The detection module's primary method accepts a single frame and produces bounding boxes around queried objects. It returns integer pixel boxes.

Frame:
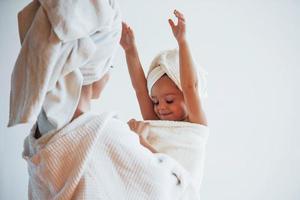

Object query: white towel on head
[146,49,208,99]
[8,0,121,134]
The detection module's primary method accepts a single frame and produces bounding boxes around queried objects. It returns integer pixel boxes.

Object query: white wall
[1,0,299,199]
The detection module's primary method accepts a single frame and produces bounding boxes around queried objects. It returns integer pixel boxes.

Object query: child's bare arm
[120,22,158,120]
[169,10,207,125]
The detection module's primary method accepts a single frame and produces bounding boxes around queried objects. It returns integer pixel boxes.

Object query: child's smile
[151,75,188,121]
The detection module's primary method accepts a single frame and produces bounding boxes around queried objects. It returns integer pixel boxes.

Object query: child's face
[151,75,188,121]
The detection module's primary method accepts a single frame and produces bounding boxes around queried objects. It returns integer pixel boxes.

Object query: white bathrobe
[23,112,200,200]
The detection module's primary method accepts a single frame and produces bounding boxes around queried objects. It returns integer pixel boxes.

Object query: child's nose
[158,102,167,110]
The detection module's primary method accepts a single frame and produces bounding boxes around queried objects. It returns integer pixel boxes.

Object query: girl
[120,10,207,146]
[122,10,209,195]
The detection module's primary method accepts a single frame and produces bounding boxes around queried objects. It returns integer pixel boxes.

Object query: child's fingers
[122,22,134,37]
[122,22,131,33]
[174,9,183,17]
[168,19,176,29]
[174,9,185,21]
[121,22,128,36]
[122,22,128,30]
[128,26,134,38]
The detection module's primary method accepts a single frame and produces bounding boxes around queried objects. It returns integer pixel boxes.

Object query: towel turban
[8,0,121,134]
[146,49,208,98]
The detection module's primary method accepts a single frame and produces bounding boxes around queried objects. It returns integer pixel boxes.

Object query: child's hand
[168,10,186,44]
[127,119,150,137]
[120,22,136,51]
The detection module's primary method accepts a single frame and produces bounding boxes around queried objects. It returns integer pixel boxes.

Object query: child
[120,9,209,190]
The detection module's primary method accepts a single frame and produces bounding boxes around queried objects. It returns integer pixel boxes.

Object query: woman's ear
[92,72,110,99]
[81,84,93,99]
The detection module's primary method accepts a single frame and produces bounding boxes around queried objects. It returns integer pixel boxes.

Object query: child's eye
[166,100,174,104]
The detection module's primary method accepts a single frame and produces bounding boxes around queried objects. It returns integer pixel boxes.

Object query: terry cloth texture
[23,112,201,199]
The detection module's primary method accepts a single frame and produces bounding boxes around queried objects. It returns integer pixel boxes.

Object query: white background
[1,0,299,199]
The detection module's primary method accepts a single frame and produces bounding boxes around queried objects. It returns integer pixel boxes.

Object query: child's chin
[160,115,176,121]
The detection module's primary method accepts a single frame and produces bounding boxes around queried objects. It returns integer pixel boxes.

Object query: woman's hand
[127,119,149,137]
[128,119,157,153]
[120,22,136,51]
[168,9,186,44]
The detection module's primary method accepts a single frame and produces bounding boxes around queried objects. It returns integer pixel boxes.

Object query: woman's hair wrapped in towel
[8,0,121,134]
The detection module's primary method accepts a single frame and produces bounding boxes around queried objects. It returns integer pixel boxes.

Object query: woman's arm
[139,137,158,153]
[168,10,207,125]
[120,22,158,120]
[127,119,158,153]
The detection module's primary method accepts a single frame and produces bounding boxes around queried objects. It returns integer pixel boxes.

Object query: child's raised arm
[120,22,158,120]
[168,10,207,125]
